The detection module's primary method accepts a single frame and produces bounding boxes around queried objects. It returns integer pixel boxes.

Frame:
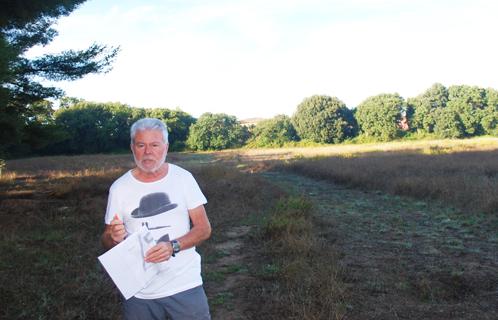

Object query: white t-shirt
[104,163,207,299]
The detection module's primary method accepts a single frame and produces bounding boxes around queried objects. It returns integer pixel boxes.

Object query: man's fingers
[112,228,126,237]
[110,219,126,242]
[145,244,164,260]
[111,214,123,225]
[145,243,172,263]
[146,252,168,263]
[112,224,125,232]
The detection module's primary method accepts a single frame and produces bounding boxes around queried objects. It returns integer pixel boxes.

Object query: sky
[28,0,498,120]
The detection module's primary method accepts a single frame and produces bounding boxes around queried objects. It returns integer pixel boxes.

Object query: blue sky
[28,0,498,119]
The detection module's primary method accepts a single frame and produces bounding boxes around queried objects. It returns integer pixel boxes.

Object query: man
[101,118,212,320]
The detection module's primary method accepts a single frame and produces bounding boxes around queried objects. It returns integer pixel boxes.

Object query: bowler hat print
[131,192,178,218]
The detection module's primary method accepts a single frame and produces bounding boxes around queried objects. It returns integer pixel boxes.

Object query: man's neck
[132,163,169,182]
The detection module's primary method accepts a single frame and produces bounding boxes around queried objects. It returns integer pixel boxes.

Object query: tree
[292,95,357,144]
[145,108,195,151]
[51,101,196,154]
[446,85,486,136]
[408,83,448,133]
[54,101,120,154]
[248,114,298,147]
[21,99,67,154]
[433,108,465,139]
[481,109,498,136]
[355,93,405,141]
[187,113,248,151]
[0,0,119,156]
[481,88,498,135]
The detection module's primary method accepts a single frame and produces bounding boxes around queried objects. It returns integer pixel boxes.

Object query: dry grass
[3,138,496,319]
[277,149,498,215]
[3,153,340,319]
[0,167,123,319]
[217,136,498,161]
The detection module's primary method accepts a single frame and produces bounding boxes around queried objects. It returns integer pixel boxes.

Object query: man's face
[131,129,168,173]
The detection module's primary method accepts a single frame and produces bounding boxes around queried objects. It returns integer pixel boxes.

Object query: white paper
[98,227,160,299]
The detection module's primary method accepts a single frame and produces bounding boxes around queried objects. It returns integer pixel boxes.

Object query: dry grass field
[1,152,333,319]
[1,137,497,319]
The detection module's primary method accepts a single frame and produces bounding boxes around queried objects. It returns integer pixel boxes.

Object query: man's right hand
[110,214,127,243]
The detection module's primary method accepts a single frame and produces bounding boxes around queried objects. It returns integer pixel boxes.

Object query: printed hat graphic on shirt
[131,192,178,218]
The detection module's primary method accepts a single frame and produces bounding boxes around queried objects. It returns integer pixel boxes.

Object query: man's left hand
[144,241,173,263]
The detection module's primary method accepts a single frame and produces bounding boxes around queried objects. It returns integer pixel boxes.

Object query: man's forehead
[134,129,166,142]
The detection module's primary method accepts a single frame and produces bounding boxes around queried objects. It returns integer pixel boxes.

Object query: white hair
[130,118,169,144]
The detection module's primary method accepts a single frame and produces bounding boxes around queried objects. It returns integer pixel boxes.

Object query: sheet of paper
[98,227,160,299]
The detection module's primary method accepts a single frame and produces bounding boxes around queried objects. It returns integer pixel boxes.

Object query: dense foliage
[187,113,248,150]
[355,93,405,141]
[1,81,497,158]
[248,115,298,147]
[0,4,496,157]
[51,101,194,154]
[0,0,118,157]
[408,83,448,133]
[292,95,357,143]
[408,84,498,138]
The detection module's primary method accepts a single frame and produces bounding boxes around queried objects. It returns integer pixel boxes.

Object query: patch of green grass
[201,249,230,264]
[223,264,248,274]
[259,263,280,279]
[204,271,226,283]
[264,196,313,239]
[211,292,234,306]
[204,264,248,283]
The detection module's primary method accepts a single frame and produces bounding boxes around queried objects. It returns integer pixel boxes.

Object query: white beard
[133,149,167,173]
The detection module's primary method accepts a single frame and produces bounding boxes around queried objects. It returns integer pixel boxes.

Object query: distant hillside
[240,117,266,127]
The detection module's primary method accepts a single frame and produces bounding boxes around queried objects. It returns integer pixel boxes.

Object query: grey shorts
[123,286,211,320]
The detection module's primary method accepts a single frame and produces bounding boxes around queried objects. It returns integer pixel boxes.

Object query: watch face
[172,240,181,253]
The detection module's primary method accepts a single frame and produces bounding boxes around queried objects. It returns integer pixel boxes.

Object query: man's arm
[145,205,211,263]
[101,214,128,250]
[176,204,212,250]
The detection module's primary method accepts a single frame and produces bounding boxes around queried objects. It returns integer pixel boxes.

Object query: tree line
[1,2,497,158]
[1,82,496,158]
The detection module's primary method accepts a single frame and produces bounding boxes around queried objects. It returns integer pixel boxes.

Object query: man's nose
[144,145,152,154]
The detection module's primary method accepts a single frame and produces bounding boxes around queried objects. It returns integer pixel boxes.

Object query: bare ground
[203,226,257,320]
[260,171,498,320]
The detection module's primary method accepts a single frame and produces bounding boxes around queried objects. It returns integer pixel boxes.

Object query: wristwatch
[171,239,181,257]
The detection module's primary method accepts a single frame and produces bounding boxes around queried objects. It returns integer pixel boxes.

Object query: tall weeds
[280,149,498,215]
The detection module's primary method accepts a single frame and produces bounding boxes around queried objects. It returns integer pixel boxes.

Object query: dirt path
[262,171,498,320]
[203,225,256,320]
